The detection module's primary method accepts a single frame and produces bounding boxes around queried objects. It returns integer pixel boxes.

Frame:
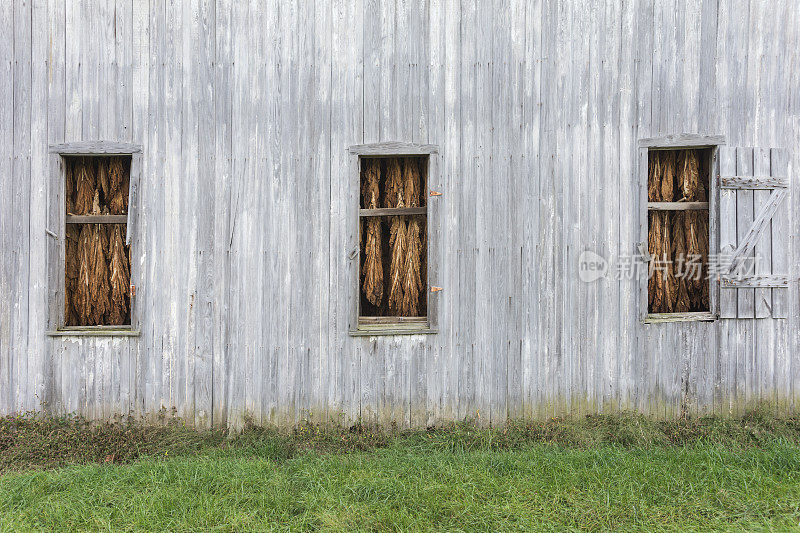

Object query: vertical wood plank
[0,0,13,415]
[29,0,49,411]
[753,148,771,318]
[735,147,755,318]
[718,146,737,318]
[771,149,789,318]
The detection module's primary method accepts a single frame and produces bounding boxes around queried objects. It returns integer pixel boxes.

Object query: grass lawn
[2,413,800,531]
[2,442,800,531]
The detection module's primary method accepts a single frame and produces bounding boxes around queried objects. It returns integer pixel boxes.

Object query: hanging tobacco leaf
[647,151,661,202]
[108,157,128,214]
[400,158,423,316]
[106,224,130,325]
[64,225,80,326]
[660,150,677,202]
[671,211,690,312]
[361,159,383,307]
[385,158,406,315]
[73,158,96,215]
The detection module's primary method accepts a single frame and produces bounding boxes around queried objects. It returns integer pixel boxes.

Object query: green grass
[2,442,800,531]
[2,412,800,531]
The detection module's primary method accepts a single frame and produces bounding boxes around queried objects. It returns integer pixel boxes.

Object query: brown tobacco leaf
[88,226,112,325]
[74,158,96,215]
[649,211,676,313]
[401,217,423,316]
[384,157,404,209]
[659,212,676,313]
[98,158,110,203]
[385,158,406,315]
[106,224,130,325]
[660,150,676,202]
[647,152,662,202]
[678,149,707,202]
[75,225,111,326]
[108,157,128,214]
[361,160,383,307]
[685,210,710,309]
[400,158,423,316]
[671,212,690,313]
[75,225,93,325]
[388,216,407,315]
[648,211,661,311]
[65,160,75,214]
[64,225,80,326]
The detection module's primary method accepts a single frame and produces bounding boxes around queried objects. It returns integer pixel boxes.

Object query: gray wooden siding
[1,0,799,427]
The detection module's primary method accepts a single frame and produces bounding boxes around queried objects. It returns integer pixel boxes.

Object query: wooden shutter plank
[638,147,649,321]
[728,189,787,277]
[126,152,141,245]
[709,148,719,319]
[771,149,789,318]
[735,147,755,318]
[427,153,440,332]
[753,148,772,318]
[719,176,788,189]
[721,275,788,288]
[718,146,737,318]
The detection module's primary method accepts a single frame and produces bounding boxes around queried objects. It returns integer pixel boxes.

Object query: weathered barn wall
[1,0,799,427]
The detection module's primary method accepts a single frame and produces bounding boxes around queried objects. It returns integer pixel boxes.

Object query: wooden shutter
[718,146,789,319]
[125,152,142,245]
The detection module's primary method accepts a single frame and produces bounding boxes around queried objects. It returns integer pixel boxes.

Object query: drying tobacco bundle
[648,149,711,313]
[108,157,128,214]
[64,225,80,326]
[73,158,96,215]
[678,149,704,201]
[671,212,690,312]
[647,212,656,310]
[648,211,677,313]
[65,161,75,214]
[660,150,677,202]
[98,158,110,202]
[400,158,423,316]
[66,157,132,326]
[647,151,662,201]
[677,149,710,309]
[684,209,709,309]
[75,224,111,325]
[89,225,112,324]
[660,212,677,313]
[649,211,664,312]
[361,159,384,307]
[385,158,406,315]
[106,224,130,325]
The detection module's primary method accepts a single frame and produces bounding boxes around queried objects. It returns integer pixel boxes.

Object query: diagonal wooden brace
[727,188,788,275]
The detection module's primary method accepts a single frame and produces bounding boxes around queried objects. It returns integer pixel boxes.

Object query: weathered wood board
[0,0,798,426]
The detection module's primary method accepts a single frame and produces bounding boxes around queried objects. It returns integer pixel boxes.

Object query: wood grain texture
[0,0,798,426]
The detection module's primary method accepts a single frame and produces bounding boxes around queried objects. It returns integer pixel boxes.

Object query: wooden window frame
[347,142,440,336]
[46,141,142,337]
[637,134,725,324]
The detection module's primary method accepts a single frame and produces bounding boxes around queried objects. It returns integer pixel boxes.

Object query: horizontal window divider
[350,327,437,337]
[66,214,127,224]
[359,207,426,217]
[644,311,716,324]
[359,316,428,325]
[647,201,709,211]
[47,327,139,337]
